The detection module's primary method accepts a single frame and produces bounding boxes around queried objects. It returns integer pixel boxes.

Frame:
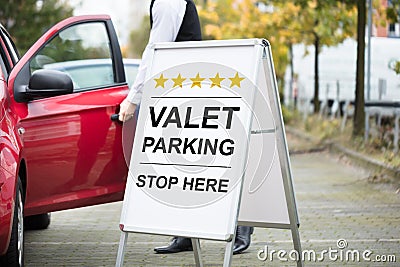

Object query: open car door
[8,15,134,216]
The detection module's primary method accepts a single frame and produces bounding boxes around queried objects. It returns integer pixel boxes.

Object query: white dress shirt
[127,0,187,104]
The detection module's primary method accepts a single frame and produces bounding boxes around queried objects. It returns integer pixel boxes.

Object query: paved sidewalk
[25,134,400,266]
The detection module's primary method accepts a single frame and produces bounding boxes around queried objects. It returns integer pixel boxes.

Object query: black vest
[150,0,202,42]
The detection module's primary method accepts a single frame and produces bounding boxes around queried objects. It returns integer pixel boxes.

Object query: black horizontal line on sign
[140,162,231,169]
[150,96,242,99]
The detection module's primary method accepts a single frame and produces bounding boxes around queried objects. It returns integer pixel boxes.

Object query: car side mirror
[26,69,73,98]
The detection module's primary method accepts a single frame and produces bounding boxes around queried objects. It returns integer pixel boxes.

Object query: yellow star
[172,73,186,88]
[210,73,225,88]
[229,72,245,88]
[154,74,168,88]
[190,73,205,88]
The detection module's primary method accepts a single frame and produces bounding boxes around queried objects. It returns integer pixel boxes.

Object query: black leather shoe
[154,237,193,253]
[233,226,254,254]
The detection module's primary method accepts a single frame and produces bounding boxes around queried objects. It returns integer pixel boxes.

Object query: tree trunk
[289,44,295,109]
[313,34,320,113]
[353,0,366,137]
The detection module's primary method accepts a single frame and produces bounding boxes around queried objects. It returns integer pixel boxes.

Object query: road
[25,134,399,266]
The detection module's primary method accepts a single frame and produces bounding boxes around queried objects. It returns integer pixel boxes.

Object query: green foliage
[128,15,151,58]
[386,0,400,23]
[394,61,400,75]
[0,0,73,54]
[303,115,341,141]
[291,0,357,114]
[292,113,400,168]
[281,105,295,124]
[389,59,400,75]
[197,0,357,114]
[388,0,400,77]
[292,0,357,45]
[197,0,295,96]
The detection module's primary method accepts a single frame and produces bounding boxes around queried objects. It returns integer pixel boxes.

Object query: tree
[0,0,73,54]
[353,0,366,137]
[328,0,399,137]
[198,0,358,108]
[198,0,301,98]
[290,0,357,113]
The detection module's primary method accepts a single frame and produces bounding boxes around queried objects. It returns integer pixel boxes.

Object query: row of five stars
[154,72,245,89]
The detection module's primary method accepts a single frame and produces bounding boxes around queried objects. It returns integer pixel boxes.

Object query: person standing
[118,0,253,255]
[118,0,202,121]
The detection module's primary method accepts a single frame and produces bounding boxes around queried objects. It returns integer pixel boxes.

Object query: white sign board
[119,39,299,242]
[120,63,258,241]
[239,56,298,227]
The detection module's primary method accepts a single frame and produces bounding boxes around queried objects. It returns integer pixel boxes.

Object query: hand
[118,98,137,122]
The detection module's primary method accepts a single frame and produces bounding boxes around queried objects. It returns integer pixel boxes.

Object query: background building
[375,0,400,37]
[285,38,400,105]
[284,0,400,106]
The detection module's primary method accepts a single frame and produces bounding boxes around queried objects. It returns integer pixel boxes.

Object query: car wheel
[24,213,51,230]
[0,178,24,267]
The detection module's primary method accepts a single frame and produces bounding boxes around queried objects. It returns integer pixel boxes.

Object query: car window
[0,27,18,78]
[30,22,115,92]
[0,47,7,79]
[1,30,18,66]
[124,62,140,88]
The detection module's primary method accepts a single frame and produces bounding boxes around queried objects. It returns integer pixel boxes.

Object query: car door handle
[110,114,121,122]
[18,127,25,135]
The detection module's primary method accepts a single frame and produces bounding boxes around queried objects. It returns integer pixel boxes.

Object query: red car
[0,15,136,266]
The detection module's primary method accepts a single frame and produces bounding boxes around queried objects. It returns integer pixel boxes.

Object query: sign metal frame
[115,39,302,267]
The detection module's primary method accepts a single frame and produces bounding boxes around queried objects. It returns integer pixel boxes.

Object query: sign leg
[191,238,203,267]
[115,232,128,267]
[222,239,235,267]
[291,226,304,267]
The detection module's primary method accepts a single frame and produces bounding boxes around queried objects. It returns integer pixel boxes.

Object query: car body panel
[0,105,18,255]
[0,164,15,255]
[1,15,136,256]
[9,15,129,215]
[22,85,129,215]
[0,25,20,256]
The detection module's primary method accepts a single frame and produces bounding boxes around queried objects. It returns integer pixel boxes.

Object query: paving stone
[24,134,399,266]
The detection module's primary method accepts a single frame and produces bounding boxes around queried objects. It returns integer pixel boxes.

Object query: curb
[328,143,400,181]
[286,126,400,182]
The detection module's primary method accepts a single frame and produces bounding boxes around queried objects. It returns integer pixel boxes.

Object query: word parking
[142,106,240,156]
